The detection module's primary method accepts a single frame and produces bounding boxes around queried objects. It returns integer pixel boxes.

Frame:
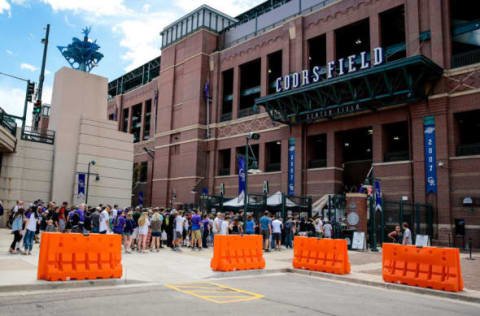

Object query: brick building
[107,0,480,246]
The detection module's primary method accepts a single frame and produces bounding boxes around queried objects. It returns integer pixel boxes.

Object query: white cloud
[45,70,51,75]
[0,86,24,117]
[20,63,38,72]
[10,0,27,4]
[41,0,130,17]
[6,49,13,55]
[113,12,173,71]
[142,3,150,13]
[0,0,11,16]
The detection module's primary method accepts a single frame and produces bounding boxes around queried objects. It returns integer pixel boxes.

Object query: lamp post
[244,132,260,231]
[364,168,378,252]
[85,160,99,205]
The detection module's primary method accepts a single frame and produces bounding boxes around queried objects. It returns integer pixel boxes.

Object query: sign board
[415,234,430,247]
[352,232,366,250]
[424,116,437,194]
[78,173,85,201]
[288,138,295,195]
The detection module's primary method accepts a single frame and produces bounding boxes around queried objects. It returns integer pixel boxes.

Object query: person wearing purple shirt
[190,210,202,250]
[113,212,126,235]
[201,214,210,249]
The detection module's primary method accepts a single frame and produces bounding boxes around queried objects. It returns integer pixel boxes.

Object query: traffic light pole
[34,24,50,129]
[22,81,31,132]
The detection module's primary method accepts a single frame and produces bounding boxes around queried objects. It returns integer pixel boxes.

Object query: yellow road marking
[164,281,264,304]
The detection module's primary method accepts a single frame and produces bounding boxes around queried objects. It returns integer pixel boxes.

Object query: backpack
[7,210,15,228]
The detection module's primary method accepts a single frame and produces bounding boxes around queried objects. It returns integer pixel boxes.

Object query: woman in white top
[23,209,39,255]
[137,211,150,253]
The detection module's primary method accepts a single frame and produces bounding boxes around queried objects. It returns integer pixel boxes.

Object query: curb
[207,268,289,279]
[0,279,145,293]
[285,268,480,304]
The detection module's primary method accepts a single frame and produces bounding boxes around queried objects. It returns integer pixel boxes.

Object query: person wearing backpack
[23,208,40,255]
[9,208,24,254]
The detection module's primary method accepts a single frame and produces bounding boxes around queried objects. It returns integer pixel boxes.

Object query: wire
[0,71,30,82]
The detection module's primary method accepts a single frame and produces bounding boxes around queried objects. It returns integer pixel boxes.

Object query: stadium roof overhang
[255,55,443,126]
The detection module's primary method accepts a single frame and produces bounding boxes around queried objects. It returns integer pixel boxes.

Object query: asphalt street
[0,273,477,316]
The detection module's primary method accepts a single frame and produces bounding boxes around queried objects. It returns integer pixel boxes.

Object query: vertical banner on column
[78,173,85,201]
[288,138,296,196]
[424,116,437,194]
[375,180,382,212]
[238,156,246,195]
[138,191,144,205]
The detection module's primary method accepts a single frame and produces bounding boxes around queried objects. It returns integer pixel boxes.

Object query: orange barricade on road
[382,243,463,292]
[37,232,122,281]
[210,235,265,272]
[292,236,350,275]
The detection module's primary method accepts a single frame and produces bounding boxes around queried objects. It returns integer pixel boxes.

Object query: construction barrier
[382,243,464,292]
[37,232,122,281]
[292,237,350,274]
[210,234,265,272]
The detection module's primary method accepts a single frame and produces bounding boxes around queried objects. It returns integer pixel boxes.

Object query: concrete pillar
[127,106,132,135]
[140,101,146,141]
[369,12,380,50]
[232,65,240,119]
[327,131,342,168]
[372,124,384,164]
[429,0,446,67]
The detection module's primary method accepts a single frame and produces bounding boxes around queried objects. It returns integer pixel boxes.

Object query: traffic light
[34,100,42,114]
[26,81,35,102]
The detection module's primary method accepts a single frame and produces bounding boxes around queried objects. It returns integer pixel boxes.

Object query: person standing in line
[22,208,39,255]
[284,216,295,248]
[99,206,111,234]
[388,225,403,244]
[260,211,272,252]
[174,210,185,251]
[58,202,68,232]
[201,214,210,248]
[132,207,142,250]
[213,213,222,235]
[314,216,324,238]
[113,210,126,236]
[271,216,283,250]
[402,222,412,245]
[137,211,150,253]
[323,218,333,239]
[150,209,163,252]
[245,215,256,235]
[9,208,24,254]
[190,210,202,250]
[220,215,230,235]
[123,211,135,253]
[91,207,101,233]
[112,204,119,221]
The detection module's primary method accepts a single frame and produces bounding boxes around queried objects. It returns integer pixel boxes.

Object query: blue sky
[0,0,263,121]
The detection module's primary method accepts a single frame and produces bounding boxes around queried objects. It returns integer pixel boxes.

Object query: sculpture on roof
[57,27,104,73]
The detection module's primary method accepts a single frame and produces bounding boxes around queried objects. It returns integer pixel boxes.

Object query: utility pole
[34,24,50,129]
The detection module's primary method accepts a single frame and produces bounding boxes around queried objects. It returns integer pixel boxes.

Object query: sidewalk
[1,229,479,301]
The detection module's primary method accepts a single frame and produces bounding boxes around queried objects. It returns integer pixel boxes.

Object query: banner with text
[424,116,437,194]
[78,173,85,201]
[288,138,296,196]
[238,156,246,195]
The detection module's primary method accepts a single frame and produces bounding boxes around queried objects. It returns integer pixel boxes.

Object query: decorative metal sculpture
[57,27,104,72]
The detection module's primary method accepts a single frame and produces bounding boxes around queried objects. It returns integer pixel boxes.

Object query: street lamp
[85,160,99,205]
[244,132,261,230]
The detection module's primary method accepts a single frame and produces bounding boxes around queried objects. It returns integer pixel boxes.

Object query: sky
[0,0,264,123]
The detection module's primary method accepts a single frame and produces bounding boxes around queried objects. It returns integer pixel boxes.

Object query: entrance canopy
[255,55,443,125]
[267,191,297,207]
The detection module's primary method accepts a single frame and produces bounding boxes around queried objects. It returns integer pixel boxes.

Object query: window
[267,51,282,94]
[383,121,409,162]
[265,141,281,172]
[235,144,259,173]
[218,149,231,176]
[130,103,142,143]
[308,34,327,71]
[122,108,129,132]
[239,59,261,118]
[451,1,480,68]
[221,69,233,122]
[143,99,152,140]
[307,134,327,168]
[140,161,148,182]
[380,5,406,61]
[109,113,115,121]
[455,110,480,156]
[335,19,370,61]
[340,127,373,162]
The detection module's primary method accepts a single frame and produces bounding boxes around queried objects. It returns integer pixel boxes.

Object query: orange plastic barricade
[210,234,265,272]
[382,243,463,292]
[292,236,350,275]
[37,232,122,281]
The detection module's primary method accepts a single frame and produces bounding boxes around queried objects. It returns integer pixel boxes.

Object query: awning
[266,191,297,207]
[255,55,443,125]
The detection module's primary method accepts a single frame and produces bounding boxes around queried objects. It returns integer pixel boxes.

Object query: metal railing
[21,126,55,145]
[0,107,17,137]
[456,143,480,156]
[452,48,480,68]
[238,106,259,118]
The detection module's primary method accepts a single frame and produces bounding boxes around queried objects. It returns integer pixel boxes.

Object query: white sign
[415,234,430,247]
[352,232,366,250]
[275,47,385,93]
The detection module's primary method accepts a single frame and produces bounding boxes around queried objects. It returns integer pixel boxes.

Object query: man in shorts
[271,215,283,250]
[174,211,185,251]
[190,210,202,250]
[260,211,272,252]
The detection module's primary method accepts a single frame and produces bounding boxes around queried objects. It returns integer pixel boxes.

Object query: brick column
[127,106,132,134]
[140,101,146,141]
[372,124,384,164]
[232,65,240,119]
[260,55,268,97]
[405,0,420,56]
[230,147,237,176]
[429,0,446,67]
[327,131,342,168]
[326,30,335,62]
[369,12,380,50]
[259,142,266,172]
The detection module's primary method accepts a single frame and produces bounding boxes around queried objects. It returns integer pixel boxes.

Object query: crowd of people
[6,200,340,255]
